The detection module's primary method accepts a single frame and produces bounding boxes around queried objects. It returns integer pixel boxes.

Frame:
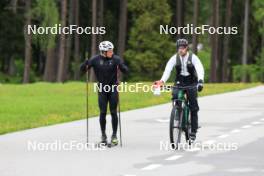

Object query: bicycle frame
[172,89,190,130]
[167,84,197,148]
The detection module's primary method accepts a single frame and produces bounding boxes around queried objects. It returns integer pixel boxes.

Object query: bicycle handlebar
[162,84,197,90]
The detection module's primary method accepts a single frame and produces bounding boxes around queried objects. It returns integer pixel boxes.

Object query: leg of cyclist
[187,87,199,141]
[172,87,179,100]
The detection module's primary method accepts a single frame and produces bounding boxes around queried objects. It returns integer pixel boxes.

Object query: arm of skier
[117,56,129,74]
[80,57,94,73]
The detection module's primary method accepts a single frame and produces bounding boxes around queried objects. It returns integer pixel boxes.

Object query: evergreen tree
[125,0,175,81]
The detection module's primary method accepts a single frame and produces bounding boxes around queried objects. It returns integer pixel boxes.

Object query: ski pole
[117,66,122,147]
[86,66,89,145]
[118,91,122,147]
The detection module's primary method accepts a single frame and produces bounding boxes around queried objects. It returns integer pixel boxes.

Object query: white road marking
[218,134,229,138]
[227,168,255,172]
[241,125,252,129]
[203,140,216,145]
[230,129,241,133]
[260,118,264,121]
[251,121,261,125]
[165,155,182,161]
[156,119,169,123]
[186,147,201,152]
[141,164,162,171]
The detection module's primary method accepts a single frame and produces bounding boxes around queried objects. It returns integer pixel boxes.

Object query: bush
[232,64,262,82]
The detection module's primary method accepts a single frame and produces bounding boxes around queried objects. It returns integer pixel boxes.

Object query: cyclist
[155,38,204,141]
[80,41,128,145]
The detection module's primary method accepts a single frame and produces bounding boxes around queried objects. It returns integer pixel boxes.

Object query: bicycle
[165,85,198,150]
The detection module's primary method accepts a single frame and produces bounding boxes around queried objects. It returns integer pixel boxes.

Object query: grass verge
[0,82,261,134]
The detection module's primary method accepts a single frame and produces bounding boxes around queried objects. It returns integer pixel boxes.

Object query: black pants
[98,89,119,136]
[172,86,199,133]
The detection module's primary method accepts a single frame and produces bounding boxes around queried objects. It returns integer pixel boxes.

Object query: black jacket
[80,54,128,85]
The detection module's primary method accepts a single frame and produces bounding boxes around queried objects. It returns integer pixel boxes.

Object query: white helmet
[99,41,114,52]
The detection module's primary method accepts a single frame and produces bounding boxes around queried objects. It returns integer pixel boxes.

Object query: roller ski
[95,134,108,148]
[107,135,119,148]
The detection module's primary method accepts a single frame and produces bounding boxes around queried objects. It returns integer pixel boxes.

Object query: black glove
[80,63,87,73]
[197,79,203,92]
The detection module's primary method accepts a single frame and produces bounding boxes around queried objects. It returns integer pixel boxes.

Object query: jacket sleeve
[116,56,129,74]
[160,54,176,83]
[192,54,204,81]
[80,57,94,73]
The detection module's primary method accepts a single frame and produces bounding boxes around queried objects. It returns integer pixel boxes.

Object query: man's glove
[197,79,203,92]
[80,63,87,73]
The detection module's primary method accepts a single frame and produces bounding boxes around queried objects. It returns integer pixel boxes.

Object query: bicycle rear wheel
[169,106,182,149]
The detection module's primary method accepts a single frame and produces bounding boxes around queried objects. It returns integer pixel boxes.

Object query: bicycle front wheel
[183,107,192,144]
[169,106,182,149]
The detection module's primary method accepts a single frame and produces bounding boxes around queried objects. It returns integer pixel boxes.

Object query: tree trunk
[262,21,264,49]
[210,0,219,82]
[57,0,67,82]
[217,1,224,82]
[192,0,199,54]
[89,0,97,81]
[10,0,18,13]
[37,50,45,75]
[176,0,184,39]
[117,0,127,58]
[64,0,74,81]
[73,0,80,80]
[222,0,232,82]
[98,0,104,43]
[43,47,56,82]
[8,0,18,76]
[8,56,16,75]
[23,0,32,83]
[242,0,249,82]
[260,21,264,83]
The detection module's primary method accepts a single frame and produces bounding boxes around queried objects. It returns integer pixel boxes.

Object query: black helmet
[176,39,188,49]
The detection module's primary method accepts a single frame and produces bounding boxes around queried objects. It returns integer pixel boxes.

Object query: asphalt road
[0,86,264,176]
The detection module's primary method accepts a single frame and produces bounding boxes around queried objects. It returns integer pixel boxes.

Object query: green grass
[0,82,261,135]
